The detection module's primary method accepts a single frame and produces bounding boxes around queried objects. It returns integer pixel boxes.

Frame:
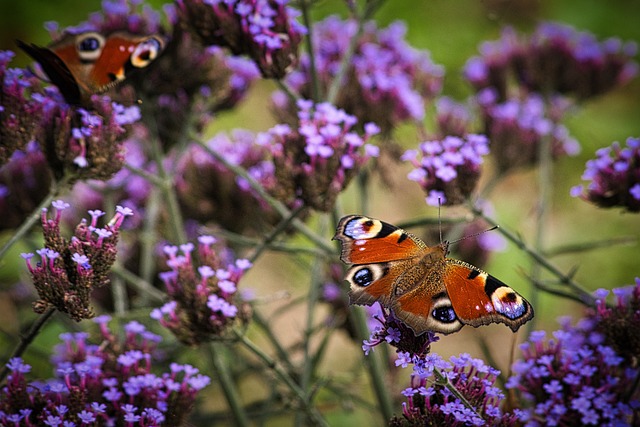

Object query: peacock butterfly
[17,31,166,106]
[333,215,534,335]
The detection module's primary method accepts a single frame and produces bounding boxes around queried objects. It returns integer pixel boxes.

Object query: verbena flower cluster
[571,136,640,212]
[258,99,380,211]
[476,91,579,174]
[275,16,444,134]
[507,320,638,425]
[0,316,210,426]
[176,130,280,234]
[464,22,638,101]
[151,236,252,345]
[391,352,519,426]
[178,0,306,78]
[402,134,489,206]
[21,201,133,321]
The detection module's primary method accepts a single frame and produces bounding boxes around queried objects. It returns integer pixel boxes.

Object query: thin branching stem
[0,307,56,385]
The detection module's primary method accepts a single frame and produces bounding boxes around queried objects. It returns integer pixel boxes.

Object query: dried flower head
[178,0,306,78]
[275,16,444,134]
[402,134,489,206]
[571,136,640,212]
[0,316,210,426]
[260,99,380,211]
[22,201,133,321]
[176,130,280,234]
[151,236,252,345]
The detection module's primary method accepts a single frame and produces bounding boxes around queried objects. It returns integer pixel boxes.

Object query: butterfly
[333,215,534,335]
[17,31,166,106]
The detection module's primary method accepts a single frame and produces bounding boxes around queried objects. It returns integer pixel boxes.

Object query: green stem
[207,343,250,427]
[197,140,334,254]
[433,368,482,416]
[234,331,329,426]
[110,265,165,303]
[299,0,321,102]
[0,175,71,260]
[351,306,394,420]
[0,307,56,385]
[248,205,306,263]
[471,206,595,305]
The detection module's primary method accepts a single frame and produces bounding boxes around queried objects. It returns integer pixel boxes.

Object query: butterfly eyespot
[353,268,374,287]
[432,305,457,323]
[130,37,164,68]
[76,32,106,61]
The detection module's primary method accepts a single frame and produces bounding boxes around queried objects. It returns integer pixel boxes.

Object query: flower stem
[0,174,71,260]
[234,330,329,426]
[0,307,56,385]
[433,367,482,416]
[350,306,394,420]
[299,0,321,102]
[207,343,250,427]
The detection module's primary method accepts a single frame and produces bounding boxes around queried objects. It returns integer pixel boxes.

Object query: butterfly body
[17,31,165,105]
[334,215,533,335]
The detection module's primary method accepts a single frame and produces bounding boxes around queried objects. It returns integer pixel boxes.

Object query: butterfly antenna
[438,198,443,244]
[448,225,499,246]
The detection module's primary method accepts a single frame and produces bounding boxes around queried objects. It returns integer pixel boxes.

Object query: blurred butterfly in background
[333,215,534,335]
[17,31,166,106]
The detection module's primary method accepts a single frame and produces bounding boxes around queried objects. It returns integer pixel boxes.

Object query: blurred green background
[1,0,639,424]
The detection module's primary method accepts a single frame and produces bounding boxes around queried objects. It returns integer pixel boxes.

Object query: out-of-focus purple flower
[276,16,444,134]
[435,97,474,138]
[178,0,305,78]
[478,91,579,174]
[175,130,282,234]
[403,134,489,206]
[464,22,638,101]
[571,136,640,212]
[152,236,252,345]
[22,201,133,321]
[260,100,379,211]
[391,352,518,426]
[0,141,52,230]
[0,317,209,426]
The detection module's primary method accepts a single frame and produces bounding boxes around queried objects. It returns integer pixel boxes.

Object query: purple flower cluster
[391,352,519,426]
[0,141,52,230]
[571,136,640,212]
[588,278,640,364]
[402,134,489,206]
[0,316,210,426]
[151,236,252,345]
[21,201,133,321]
[176,130,281,234]
[178,0,306,78]
[464,22,638,101]
[277,16,444,134]
[477,91,579,174]
[361,303,439,357]
[0,51,51,165]
[258,99,380,211]
[506,315,639,426]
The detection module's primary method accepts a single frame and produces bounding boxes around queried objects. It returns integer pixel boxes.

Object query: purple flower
[572,137,640,212]
[404,134,489,206]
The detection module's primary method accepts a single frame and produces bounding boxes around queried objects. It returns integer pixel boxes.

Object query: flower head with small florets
[0,316,210,426]
[402,134,489,206]
[506,308,639,426]
[178,0,306,78]
[259,99,380,211]
[571,136,640,212]
[275,16,444,134]
[151,236,252,345]
[21,201,133,321]
[391,352,519,426]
